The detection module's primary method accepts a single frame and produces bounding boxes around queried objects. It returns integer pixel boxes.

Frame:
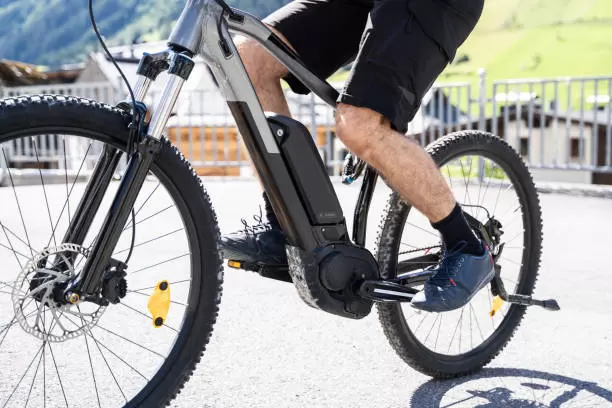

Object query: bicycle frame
[64,0,379,299]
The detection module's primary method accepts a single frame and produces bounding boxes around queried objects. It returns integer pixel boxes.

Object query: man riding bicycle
[220,0,492,313]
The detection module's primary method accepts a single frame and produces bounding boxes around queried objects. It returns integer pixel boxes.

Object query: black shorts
[263,0,484,133]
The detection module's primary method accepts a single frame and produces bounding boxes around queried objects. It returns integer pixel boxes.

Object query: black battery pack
[267,114,344,226]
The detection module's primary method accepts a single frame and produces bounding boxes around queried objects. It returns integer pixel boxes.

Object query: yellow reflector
[148,280,171,328]
[489,295,504,317]
[227,260,242,269]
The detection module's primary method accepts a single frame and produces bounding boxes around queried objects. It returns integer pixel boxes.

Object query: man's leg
[335,0,492,312]
[336,105,454,222]
[234,29,292,116]
[335,105,481,255]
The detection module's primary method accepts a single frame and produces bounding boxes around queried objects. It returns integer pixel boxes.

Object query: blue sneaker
[411,241,495,313]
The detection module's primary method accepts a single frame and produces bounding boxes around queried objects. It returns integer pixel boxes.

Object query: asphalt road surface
[175,180,612,408]
[0,178,610,408]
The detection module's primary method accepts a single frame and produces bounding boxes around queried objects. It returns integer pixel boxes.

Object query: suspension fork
[60,57,160,253]
[61,145,122,249]
[63,49,194,300]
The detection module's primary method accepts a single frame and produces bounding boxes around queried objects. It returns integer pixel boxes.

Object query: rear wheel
[0,95,223,407]
[376,130,542,378]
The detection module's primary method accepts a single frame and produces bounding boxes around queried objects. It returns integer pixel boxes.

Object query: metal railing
[1,69,611,183]
[490,75,612,173]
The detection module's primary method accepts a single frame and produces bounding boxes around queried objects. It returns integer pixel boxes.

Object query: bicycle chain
[398,244,442,256]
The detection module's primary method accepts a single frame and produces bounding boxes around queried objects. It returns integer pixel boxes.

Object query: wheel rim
[393,149,535,358]
[0,131,200,407]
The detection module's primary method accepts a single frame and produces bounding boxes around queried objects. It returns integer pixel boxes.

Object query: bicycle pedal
[504,294,560,311]
[359,280,418,302]
[227,260,292,283]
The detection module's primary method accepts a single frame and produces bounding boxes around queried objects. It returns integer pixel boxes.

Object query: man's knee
[335,103,391,160]
[235,27,289,85]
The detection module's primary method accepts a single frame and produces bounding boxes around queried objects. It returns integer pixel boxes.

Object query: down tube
[197,1,321,250]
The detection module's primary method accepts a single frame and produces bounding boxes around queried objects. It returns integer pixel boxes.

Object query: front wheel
[376,130,542,378]
[0,95,223,407]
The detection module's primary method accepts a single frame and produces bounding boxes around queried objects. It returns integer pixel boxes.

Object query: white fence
[1,69,611,184]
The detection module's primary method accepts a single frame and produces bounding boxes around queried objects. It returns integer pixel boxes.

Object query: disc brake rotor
[11,243,106,343]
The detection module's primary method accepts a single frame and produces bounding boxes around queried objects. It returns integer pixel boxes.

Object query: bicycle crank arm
[359,280,418,302]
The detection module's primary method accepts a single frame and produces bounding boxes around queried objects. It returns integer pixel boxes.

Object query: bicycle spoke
[399,241,420,250]
[475,162,496,221]
[118,302,179,333]
[94,324,166,359]
[113,228,184,256]
[47,343,69,407]
[423,313,440,345]
[0,300,37,345]
[0,315,21,349]
[474,168,486,220]
[2,147,34,258]
[479,162,498,205]
[128,289,187,307]
[90,329,128,404]
[500,256,522,267]
[45,142,93,250]
[89,335,150,382]
[447,307,465,353]
[79,310,102,408]
[129,253,190,275]
[492,180,515,218]
[469,304,485,343]
[121,204,175,233]
[458,156,475,210]
[24,341,45,408]
[498,209,524,230]
[123,182,161,231]
[62,313,151,383]
[0,222,35,266]
[458,307,464,354]
[445,164,454,190]
[504,229,524,246]
[469,305,473,349]
[405,222,440,239]
[434,314,443,350]
[0,317,17,348]
[32,137,57,248]
[413,312,430,335]
[2,345,44,408]
[127,279,191,293]
[497,202,521,224]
